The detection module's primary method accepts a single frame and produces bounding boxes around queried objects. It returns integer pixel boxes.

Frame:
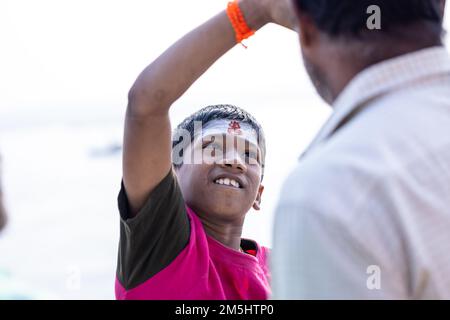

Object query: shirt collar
[301,46,450,159]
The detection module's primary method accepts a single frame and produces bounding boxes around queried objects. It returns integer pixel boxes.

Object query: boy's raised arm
[123,0,296,217]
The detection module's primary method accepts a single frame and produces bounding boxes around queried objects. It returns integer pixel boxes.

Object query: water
[0,99,330,299]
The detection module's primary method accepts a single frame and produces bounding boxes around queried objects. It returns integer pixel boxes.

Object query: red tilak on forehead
[227,120,242,135]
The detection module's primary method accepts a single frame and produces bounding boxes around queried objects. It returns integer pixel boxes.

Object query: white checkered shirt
[272,46,450,299]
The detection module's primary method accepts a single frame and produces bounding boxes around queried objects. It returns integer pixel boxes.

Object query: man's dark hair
[294,0,443,37]
[172,104,266,177]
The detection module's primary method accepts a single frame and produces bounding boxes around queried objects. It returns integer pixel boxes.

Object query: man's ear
[253,185,265,211]
[295,8,319,50]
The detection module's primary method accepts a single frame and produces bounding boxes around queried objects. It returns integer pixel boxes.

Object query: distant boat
[89,143,122,158]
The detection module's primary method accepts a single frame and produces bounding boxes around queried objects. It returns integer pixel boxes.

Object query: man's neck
[325,25,443,104]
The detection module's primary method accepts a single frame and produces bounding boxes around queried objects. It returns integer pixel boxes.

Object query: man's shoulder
[281,88,450,221]
[280,127,404,226]
[297,85,450,187]
[329,85,450,155]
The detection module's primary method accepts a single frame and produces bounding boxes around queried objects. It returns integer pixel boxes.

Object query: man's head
[293,0,446,104]
[172,105,265,223]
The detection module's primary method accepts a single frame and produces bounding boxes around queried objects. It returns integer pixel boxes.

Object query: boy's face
[175,120,264,223]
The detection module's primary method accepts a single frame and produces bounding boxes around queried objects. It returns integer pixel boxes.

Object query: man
[116,0,296,299]
[272,0,450,299]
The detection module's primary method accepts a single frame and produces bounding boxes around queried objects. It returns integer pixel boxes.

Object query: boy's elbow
[127,83,169,118]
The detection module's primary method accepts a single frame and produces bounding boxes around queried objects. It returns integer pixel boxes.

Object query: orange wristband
[226,0,255,48]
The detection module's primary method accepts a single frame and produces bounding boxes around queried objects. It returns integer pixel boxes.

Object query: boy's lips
[211,173,245,189]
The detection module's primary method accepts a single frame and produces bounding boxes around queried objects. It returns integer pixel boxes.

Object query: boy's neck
[201,217,244,251]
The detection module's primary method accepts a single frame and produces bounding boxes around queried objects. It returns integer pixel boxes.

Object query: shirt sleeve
[116,169,190,290]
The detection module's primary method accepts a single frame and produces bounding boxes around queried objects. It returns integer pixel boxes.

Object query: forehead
[194,120,260,147]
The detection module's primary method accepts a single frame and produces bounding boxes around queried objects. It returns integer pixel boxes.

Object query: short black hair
[294,0,443,37]
[172,104,266,177]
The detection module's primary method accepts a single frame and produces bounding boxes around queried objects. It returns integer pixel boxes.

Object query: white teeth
[214,178,240,188]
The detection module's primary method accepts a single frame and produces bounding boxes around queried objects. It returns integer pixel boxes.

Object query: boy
[115,0,296,299]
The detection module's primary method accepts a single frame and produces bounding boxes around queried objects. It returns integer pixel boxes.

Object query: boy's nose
[219,151,247,173]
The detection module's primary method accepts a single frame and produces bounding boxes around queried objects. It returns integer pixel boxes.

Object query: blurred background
[0,0,448,299]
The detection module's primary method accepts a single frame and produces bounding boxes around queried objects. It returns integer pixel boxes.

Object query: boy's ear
[252,185,265,211]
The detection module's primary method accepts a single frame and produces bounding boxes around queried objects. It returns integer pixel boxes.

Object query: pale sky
[3,0,447,126]
[0,0,313,126]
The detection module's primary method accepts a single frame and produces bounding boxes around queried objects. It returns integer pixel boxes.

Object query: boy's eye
[203,142,220,150]
[244,150,259,163]
[202,143,224,159]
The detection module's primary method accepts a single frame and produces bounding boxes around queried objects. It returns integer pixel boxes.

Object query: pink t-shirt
[115,206,271,300]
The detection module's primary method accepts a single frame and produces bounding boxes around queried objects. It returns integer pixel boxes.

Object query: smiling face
[175,120,264,223]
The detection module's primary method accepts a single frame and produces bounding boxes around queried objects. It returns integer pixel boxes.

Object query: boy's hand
[259,0,298,31]
[269,0,297,31]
